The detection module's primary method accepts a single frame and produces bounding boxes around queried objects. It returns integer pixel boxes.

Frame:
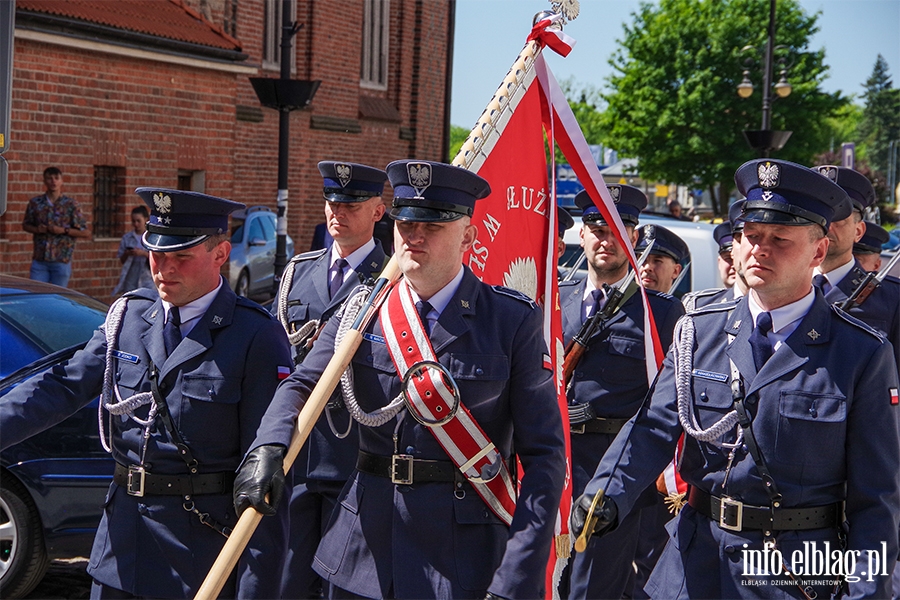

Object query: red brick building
[1,0,453,299]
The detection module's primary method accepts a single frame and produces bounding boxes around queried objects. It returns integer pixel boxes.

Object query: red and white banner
[460,17,667,598]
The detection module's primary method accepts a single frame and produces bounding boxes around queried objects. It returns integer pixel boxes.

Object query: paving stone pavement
[24,558,91,599]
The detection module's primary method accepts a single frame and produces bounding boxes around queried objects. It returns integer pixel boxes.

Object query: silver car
[228,206,294,298]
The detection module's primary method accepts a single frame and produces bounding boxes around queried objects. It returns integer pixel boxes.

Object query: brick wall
[1,0,451,300]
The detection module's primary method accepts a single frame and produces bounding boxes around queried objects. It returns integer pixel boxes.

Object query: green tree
[448,124,470,161]
[858,55,900,177]
[600,0,847,215]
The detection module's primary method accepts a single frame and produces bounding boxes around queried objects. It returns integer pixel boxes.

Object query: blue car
[0,275,112,598]
[228,206,295,299]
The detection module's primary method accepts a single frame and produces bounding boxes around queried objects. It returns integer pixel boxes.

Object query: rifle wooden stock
[194,259,401,600]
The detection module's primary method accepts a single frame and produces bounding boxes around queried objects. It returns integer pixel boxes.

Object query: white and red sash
[379,280,517,525]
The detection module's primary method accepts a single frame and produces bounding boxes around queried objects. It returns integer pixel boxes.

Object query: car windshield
[0,292,107,378]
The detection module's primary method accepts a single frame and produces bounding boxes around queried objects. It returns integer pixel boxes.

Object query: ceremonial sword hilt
[574,489,605,553]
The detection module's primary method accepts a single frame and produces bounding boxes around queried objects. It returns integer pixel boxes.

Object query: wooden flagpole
[194,10,572,599]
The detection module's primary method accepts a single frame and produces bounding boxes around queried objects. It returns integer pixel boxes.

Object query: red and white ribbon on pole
[379,280,518,525]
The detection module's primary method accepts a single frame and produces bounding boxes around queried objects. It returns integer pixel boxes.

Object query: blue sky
[450,0,900,128]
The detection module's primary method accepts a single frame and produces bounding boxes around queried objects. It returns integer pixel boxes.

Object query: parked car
[228,206,295,298]
[0,275,113,598]
[560,212,720,295]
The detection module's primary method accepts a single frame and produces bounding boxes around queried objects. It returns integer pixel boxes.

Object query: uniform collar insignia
[807,329,820,340]
[371,261,379,269]
[335,163,352,188]
[212,315,223,325]
[460,299,470,309]
[733,319,742,329]
[151,309,159,318]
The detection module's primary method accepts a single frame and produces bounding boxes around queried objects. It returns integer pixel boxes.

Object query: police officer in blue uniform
[853,221,890,273]
[812,165,900,373]
[714,220,737,288]
[574,159,900,599]
[684,202,750,311]
[0,189,293,599]
[635,223,690,294]
[234,160,566,599]
[560,186,684,599]
[275,161,389,598]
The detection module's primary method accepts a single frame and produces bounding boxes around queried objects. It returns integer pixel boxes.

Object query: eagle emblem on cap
[608,186,620,203]
[757,162,780,188]
[153,192,172,214]
[408,162,431,195]
[816,166,837,182]
[335,163,352,188]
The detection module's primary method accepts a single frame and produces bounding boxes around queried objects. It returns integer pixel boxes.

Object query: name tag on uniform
[363,333,386,345]
[112,350,140,364]
[692,369,728,383]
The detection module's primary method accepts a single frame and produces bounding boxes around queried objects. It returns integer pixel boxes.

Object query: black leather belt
[114,463,236,497]
[570,417,629,435]
[357,451,460,485]
[688,487,841,532]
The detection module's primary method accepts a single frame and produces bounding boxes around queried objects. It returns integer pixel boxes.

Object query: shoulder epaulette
[685,287,726,301]
[235,295,277,319]
[687,296,740,317]
[290,248,328,263]
[647,289,677,302]
[491,285,538,309]
[682,287,727,311]
[831,305,886,342]
[123,287,157,301]
[559,278,583,289]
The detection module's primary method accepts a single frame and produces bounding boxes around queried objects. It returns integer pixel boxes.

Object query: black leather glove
[571,492,618,540]
[233,444,286,516]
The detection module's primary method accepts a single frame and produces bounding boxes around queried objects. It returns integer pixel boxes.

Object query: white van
[560,213,722,296]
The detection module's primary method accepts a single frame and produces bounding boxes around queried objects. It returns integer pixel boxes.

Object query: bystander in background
[21,166,90,287]
[112,205,155,298]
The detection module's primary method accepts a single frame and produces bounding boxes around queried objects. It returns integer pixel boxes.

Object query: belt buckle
[391,454,414,485]
[127,465,146,497]
[570,423,586,435]
[719,496,743,531]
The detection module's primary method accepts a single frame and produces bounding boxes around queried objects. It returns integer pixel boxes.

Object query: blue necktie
[163,306,182,357]
[416,301,434,336]
[329,258,348,299]
[749,311,773,370]
[812,274,829,295]
[586,288,604,321]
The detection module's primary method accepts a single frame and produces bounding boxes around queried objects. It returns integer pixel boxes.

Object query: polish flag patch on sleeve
[891,388,899,406]
[278,366,291,380]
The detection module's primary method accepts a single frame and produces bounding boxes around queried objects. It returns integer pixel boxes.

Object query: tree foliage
[858,55,900,176]
[448,124,470,161]
[599,0,847,214]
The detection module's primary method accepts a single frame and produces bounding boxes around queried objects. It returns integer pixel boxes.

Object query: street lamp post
[737,0,793,157]
[249,0,321,295]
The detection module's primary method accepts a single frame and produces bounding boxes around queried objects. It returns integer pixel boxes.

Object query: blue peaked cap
[318,161,387,203]
[636,224,689,262]
[137,188,245,252]
[813,165,875,214]
[714,221,734,253]
[386,160,490,222]
[854,221,889,254]
[574,184,646,227]
[734,159,851,231]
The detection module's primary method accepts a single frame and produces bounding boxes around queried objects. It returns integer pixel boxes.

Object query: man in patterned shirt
[21,166,90,287]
